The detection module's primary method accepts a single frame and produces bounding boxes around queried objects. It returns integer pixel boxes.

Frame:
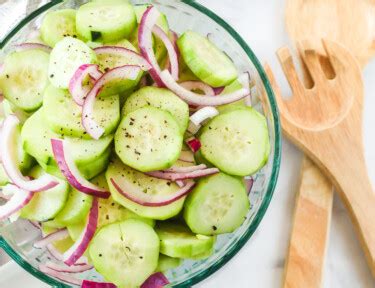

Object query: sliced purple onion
[33,229,69,249]
[190,107,219,126]
[152,25,179,80]
[213,86,225,95]
[141,272,169,288]
[82,280,117,288]
[164,164,206,173]
[178,150,195,163]
[160,71,250,106]
[45,261,93,273]
[185,137,202,153]
[0,115,58,192]
[180,81,215,95]
[81,65,142,139]
[29,220,41,229]
[69,64,102,106]
[15,43,52,53]
[244,176,254,195]
[110,178,195,207]
[138,6,165,87]
[94,46,151,71]
[0,184,33,221]
[146,167,219,182]
[39,264,83,286]
[47,244,89,265]
[51,139,110,199]
[63,198,99,266]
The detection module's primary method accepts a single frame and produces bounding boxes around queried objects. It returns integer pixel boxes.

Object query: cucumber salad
[0,1,270,287]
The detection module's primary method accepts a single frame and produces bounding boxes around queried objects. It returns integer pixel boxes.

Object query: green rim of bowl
[0,0,281,287]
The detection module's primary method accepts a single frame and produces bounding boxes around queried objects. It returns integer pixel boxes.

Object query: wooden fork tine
[276,47,305,96]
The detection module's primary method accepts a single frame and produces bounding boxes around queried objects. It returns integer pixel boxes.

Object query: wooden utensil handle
[284,157,333,288]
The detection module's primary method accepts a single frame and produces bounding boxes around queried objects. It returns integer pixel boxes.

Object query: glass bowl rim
[0,0,282,287]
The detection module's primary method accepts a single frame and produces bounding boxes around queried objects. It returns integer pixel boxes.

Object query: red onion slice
[146,168,219,182]
[186,137,202,153]
[0,184,33,221]
[15,43,52,53]
[180,81,215,95]
[152,25,179,80]
[69,64,102,106]
[45,261,93,273]
[82,65,142,139]
[178,150,195,163]
[47,244,89,265]
[94,46,151,71]
[213,86,225,95]
[39,265,83,286]
[0,115,58,192]
[29,220,41,229]
[190,107,219,126]
[33,229,69,249]
[110,178,195,207]
[164,164,206,173]
[82,280,117,288]
[138,6,165,87]
[160,70,250,106]
[51,139,110,199]
[141,272,169,288]
[244,176,254,195]
[63,198,99,266]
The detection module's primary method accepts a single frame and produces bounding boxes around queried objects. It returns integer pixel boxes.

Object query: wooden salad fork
[266,39,375,276]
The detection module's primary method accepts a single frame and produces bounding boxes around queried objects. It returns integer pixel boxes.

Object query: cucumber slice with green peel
[184,173,249,235]
[89,220,160,287]
[178,57,199,82]
[217,79,247,114]
[43,85,120,138]
[200,107,270,176]
[156,222,215,258]
[177,31,238,87]
[156,254,181,272]
[48,37,97,89]
[122,87,189,134]
[106,157,186,220]
[41,9,78,47]
[41,219,65,230]
[0,165,9,186]
[67,222,84,241]
[22,109,113,178]
[20,166,69,221]
[76,1,136,43]
[52,236,75,253]
[2,99,32,124]
[54,188,93,225]
[189,246,214,260]
[0,50,49,111]
[13,125,34,174]
[194,150,214,168]
[115,106,183,172]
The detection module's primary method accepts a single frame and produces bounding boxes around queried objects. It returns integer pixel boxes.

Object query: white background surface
[1,0,375,287]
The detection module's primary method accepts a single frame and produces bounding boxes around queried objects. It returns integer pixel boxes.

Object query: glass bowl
[0,0,281,287]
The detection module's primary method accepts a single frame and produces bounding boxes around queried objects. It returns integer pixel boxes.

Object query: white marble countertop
[1,0,375,287]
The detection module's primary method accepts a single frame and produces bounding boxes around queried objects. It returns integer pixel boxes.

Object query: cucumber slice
[76,1,136,43]
[106,157,186,220]
[21,108,113,178]
[184,173,249,235]
[89,220,159,287]
[115,106,183,172]
[43,85,120,138]
[54,188,93,225]
[194,150,214,168]
[14,125,34,174]
[2,99,32,124]
[189,246,214,260]
[20,166,69,221]
[122,87,189,134]
[177,31,238,87]
[217,79,247,114]
[41,9,78,47]
[156,254,181,272]
[48,37,97,89]
[0,49,49,111]
[200,107,270,176]
[41,219,65,230]
[156,222,215,258]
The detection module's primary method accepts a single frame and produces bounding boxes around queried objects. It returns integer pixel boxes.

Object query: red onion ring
[69,64,102,106]
[94,46,151,71]
[0,115,58,192]
[244,176,254,195]
[186,137,201,153]
[138,6,165,87]
[29,220,41,229]
[164,164,206,173]
[180,81,215,95]
[190,107,219,126]
[81,65,142,139]
[152,25,179,80]
[178,150,195,163]
[45,261,93,273]
[160,71,250,106]
[146,168,219,182]
[51,139,110,199]
[213,86,225,95]
[141,272,169,288]
[47,244,89,266]
[0,184,33,221]
[110,178,195,207]
[63,198,99,266]
[82,280,116,288]
[39,264,83,286]
[15,43,52,53]
[33,229,69,249]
